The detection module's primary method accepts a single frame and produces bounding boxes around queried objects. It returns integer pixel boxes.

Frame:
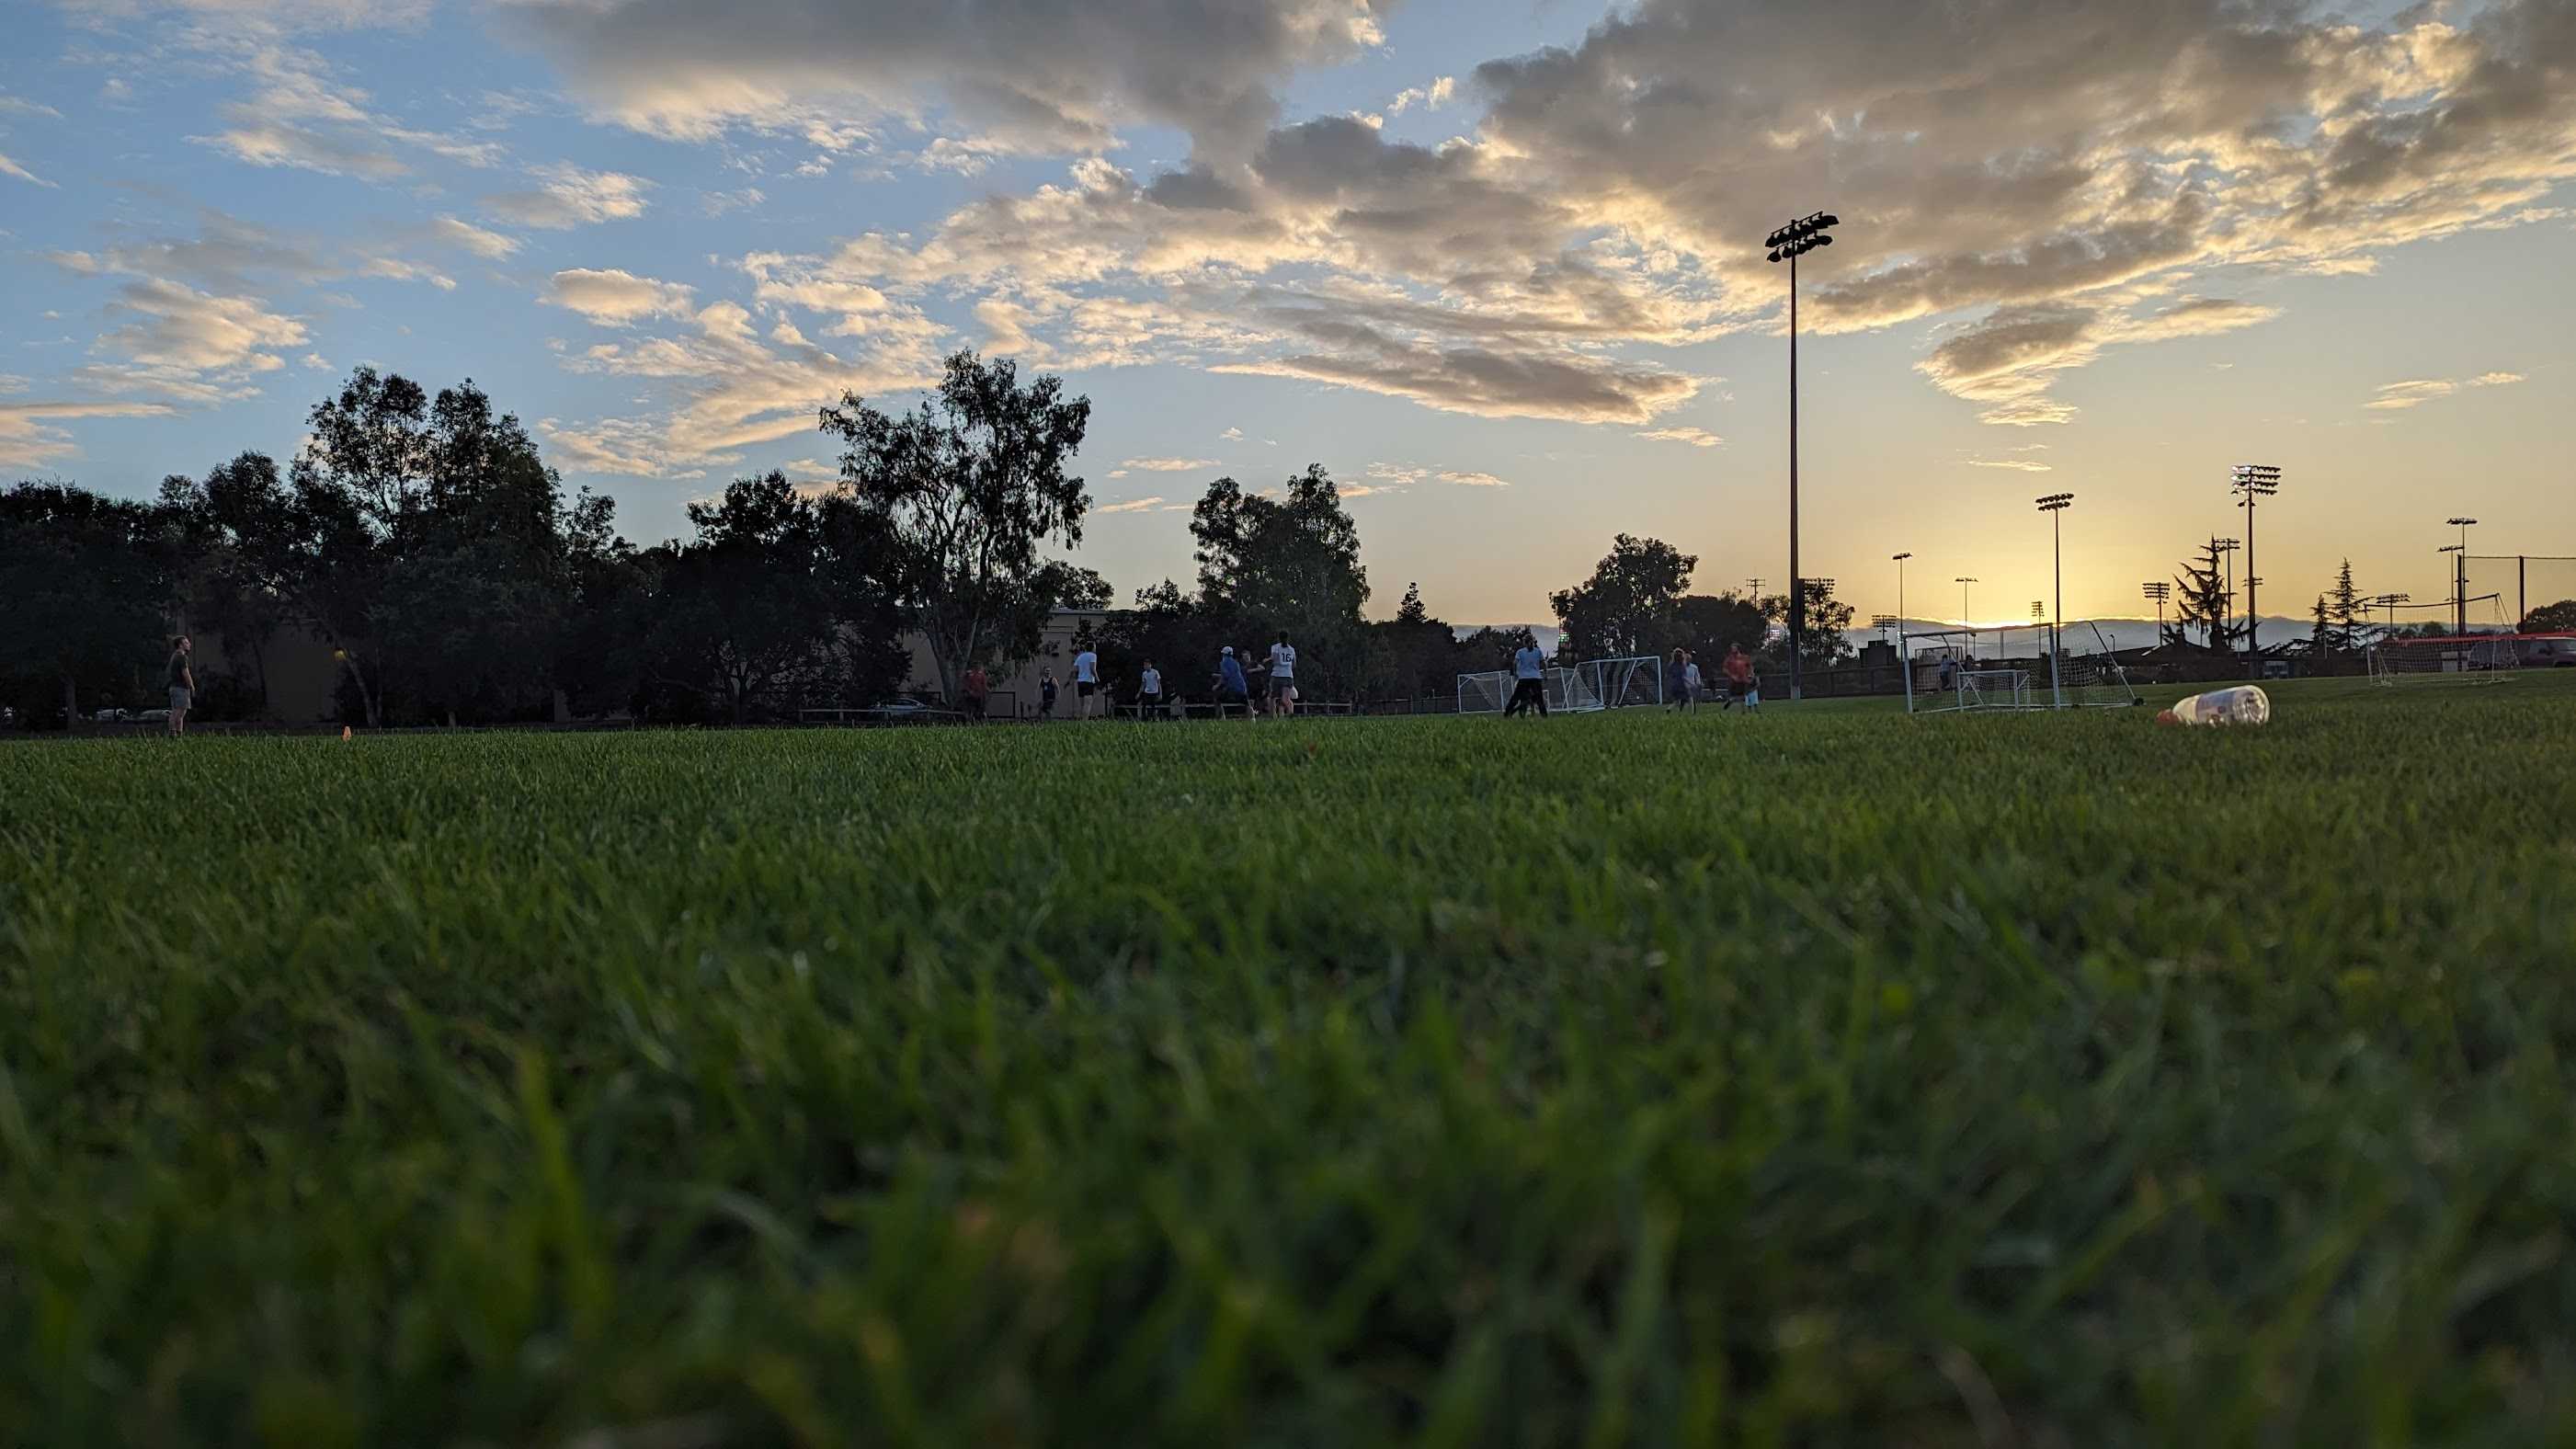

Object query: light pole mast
[2232,464,2281,670]
[1891,553,1911,649]
[1764,209,1839,702]
[2036,493,2072,707]
[2143,581,2171,648]
[2445,517,2478,633]
[1955,577,1978,660]
[2215,538,2240,654]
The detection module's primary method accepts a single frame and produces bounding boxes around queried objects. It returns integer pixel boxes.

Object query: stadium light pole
[2036,493,2072,705]
[1892,553,1911,642]
[1955,576,1979,660]
[2232,465,2281,669]
[2445,517,2478,632]
[2369,591,2410,643]
[1764,208,1839,702]
[2143,580,2171,647]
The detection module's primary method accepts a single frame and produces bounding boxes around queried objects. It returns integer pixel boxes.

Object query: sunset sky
[5,0,2570,631]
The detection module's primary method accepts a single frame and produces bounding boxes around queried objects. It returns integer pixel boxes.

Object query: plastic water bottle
[2159,685,2270,727]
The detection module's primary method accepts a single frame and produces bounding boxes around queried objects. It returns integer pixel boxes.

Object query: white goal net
[1903,622,2140,713]
[1457,667,1589,714]
[1577,656,1662,710]
[2366,595,2523,685]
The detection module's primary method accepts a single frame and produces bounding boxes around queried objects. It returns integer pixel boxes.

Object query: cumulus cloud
[542,268,697,325]
[496,0,1390,157]
[97,278,308,373]
[1220,426,1244,439]
[189,44,503,180]
[1096,496,1166,514]
[485,163,652,228]
[1636,426,1721,448]
[2470,371,2528,387]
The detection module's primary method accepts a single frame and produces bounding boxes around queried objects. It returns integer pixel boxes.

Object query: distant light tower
[1955,576,1979,659]
[1764,208,1839,702]
[2214,538,2241,652]
[2143,580,2172,647]
[2445,517,2478,632]
[1891,553,1912,646]
[2035,492,2073,704]
[2231,464,2281,667]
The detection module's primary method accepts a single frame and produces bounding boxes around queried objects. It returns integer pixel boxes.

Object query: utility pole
[2445,518,2478,633]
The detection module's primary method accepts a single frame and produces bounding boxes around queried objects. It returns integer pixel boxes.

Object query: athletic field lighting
[2445,519,2478,632]
[2231,465,2281,666]
[1891,553,1912,641]
[2036,492,2073,704]
[2215,539,2240,648]
[1955,576,1979,659]
[1764,208,1839,702]
[2143,580,2171,644]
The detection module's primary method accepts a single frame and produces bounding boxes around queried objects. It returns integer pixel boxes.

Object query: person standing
[1722,644,1755,712]
[1503,637,1548,718]
[1682,651,1704,712]
[1039,668,1059,721]
[1139,659,1164,721]
[1266,632,1298,718]
[1072,644,1102,719]
[962,663,990,720]
[1667,648,1693,713]
[1217,645,1250,719]
[165,635,194,737]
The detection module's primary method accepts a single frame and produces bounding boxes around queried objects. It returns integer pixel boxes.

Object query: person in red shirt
[962,664,990,720]
[1721,643,1757,711]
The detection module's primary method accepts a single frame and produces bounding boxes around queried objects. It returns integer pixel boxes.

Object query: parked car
[92,707,132,722]
[872,695,934,719]
[2516,635,2576,667]
[138,708,171,723]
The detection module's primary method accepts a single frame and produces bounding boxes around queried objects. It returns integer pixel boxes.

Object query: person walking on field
[1683,650,1704,712]
[962,663,990,720]
[1217,645,1251,719]
[1266,632,1298,718]
[1039,668,1059,721]
[1503,637,1549,718]
[165,635,194,736]
[1667,648,1693,713]
[1139,659,1164,721]
[1722,643,1756,711]
[1073,644,1102,719]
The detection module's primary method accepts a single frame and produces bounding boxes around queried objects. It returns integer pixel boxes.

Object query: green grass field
[6,675,2574,1446]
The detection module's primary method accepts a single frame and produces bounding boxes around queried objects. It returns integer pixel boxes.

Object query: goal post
[1577,655,1661,710]
[2365,594,2525,685]
[1901,622,2139,713]
[1457,666,1589,713]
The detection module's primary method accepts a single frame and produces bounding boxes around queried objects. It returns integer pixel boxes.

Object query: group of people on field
[960,632,1305,722]
[1501,637,1761,717]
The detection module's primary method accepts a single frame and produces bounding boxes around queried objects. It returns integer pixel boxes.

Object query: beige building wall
[898,610,1110,717]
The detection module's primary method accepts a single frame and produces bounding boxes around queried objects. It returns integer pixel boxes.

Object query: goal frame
[1577,655,1663,710]
[1457,666,1588,714]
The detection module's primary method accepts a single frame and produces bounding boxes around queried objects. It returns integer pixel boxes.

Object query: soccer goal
[1457,667,1590,714]
[1578,655,1662,709]
[1902,622,2139,713]
[2054,622,2148,709]
[2366,595,2521,685]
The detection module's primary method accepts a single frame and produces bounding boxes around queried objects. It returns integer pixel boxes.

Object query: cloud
[1913,296,2278,425]
[701,186,767,217]
[1636,426,1721,448]
[360,257,456,290]
[1119,456,1220,472]
[2366,371,2528,410]
[496,0,1390,157]
[1096,496,1166,514]
[188,44,504,180]
[1219,426,1244,439]
[1437,469,1509,487]
[97,278,308,373]
[1,151,57,188]
[0,401,179,469]
[1962,457,2056,473]
[542,268,699,325]
[430,215,520,258]
[486,163,652,228]
[0,96,63,120]
[1387,76,1456,116]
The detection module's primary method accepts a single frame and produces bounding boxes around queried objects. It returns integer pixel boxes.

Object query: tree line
[3,348,1859,730]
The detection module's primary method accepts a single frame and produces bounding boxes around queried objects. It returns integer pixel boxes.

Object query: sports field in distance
[6,674,2574,1444]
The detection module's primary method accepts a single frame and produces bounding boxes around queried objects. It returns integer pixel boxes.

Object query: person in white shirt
[1681,652,1704,712]
[1073,645,1101,719]
[1138,660,1164,721]
[1266,632,1298,717]
[1504,640,1548,717]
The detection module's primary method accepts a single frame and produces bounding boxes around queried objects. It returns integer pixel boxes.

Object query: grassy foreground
[5,677,2575,1446]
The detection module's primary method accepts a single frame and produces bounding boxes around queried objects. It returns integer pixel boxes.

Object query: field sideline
[5,675,2574,1443]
